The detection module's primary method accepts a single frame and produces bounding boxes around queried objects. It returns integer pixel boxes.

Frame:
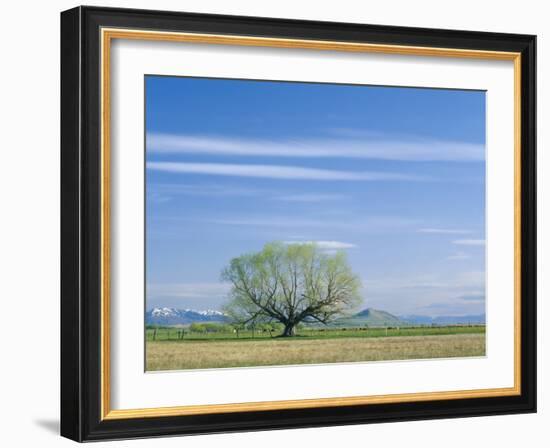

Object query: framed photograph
[61,6,536,441]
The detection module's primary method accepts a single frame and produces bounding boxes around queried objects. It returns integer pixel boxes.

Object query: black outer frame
[60,5,537,442]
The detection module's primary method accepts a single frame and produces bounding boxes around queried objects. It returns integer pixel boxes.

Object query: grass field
[145,327,486,371]
[145,325,485,341]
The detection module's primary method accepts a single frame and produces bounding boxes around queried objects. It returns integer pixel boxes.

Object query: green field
[146,325,484,341]
[145,325,486,371]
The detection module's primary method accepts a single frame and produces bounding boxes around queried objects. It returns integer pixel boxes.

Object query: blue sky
[145,76,486,317]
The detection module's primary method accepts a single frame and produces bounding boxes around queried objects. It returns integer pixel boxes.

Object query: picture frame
[60,5,536,442]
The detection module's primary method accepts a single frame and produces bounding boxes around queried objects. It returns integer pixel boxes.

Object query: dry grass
[146,333,485,371]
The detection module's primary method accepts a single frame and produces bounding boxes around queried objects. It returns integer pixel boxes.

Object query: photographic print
[61,9,536,440]
[144,76,487,371]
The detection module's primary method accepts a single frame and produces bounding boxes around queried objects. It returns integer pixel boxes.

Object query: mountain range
[333,309,485,326]
[146,307,485,327]
[399,313,486,325]
[146,307,228,326]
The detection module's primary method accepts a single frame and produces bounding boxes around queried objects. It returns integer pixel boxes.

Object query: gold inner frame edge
[100,27,522,420]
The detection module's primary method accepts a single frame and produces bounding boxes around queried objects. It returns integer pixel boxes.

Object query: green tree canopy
[221,242,362,336]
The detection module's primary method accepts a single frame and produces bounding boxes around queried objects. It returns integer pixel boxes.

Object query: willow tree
[221,242,362,337]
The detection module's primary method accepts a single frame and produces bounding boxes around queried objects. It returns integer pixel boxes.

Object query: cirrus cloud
[452,239,486,246]
[283,240,357,249]
[147,133,484,162]
[418,228,472,235]
[147,161,428,182]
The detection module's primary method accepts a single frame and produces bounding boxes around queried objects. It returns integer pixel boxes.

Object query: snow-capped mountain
[146,307,228,325]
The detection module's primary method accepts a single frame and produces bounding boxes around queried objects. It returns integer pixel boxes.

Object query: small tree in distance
[221,242,362,337]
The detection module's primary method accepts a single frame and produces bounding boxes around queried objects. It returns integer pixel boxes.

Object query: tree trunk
[282,323,296,337]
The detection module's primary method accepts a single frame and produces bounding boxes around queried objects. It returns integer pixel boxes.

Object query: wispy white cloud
[283,240,357,249]
[207,217,337,228]
[147,133,484,162]
[148,183,259,197]
[363,272,485,292]
[206,215,418,231]
[147,192,172,203]
[459,293,485,302]
[447,252,471,260]
[418,228,472,235]
[274,193,346,202]
[417,302,485,316]
[325,128,387,139]
[148,184,345,203]
[147,282,231,299]
[453,239,485,246]
[147,162,427,182]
